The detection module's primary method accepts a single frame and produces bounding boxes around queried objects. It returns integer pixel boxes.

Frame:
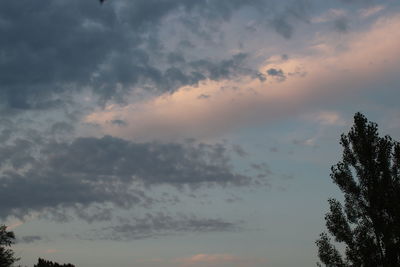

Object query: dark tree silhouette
[316,113,400,266]
[0,225,19,267]
[34,258,75,267]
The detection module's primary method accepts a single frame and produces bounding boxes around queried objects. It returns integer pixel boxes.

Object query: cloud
[176,254,239,265]
[6,221,23,231]
[266,68,286,81]
[0,138,36,169]
[174,253,268,267]
[0,136,254,220]
[89,213,237,241]
[0,1,218,109]
[110,119,127,126]
[0,0,316,112]
[85,13,400,141]
[271,16,294,39]
[359,5,385,18]
[231,144,248,157]
[188,53,254,82]
[17,235,43,244]
[303,111,345,126]
[311,9,347,23]
[0,0,239,109]
[44,249,59,254]
[334,17,349,32]
[138,253,268,267]
[293,137,318,148]
[311,8,350,32]
[269,0,311,39]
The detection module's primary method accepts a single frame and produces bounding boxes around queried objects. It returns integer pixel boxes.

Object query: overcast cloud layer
[2,0,400,266]
[0,0,315,224]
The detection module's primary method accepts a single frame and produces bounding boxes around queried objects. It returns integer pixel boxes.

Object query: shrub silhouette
[34,258,75,267]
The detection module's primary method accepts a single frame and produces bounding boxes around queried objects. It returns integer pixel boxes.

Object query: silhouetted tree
[34,258,75,267]
[316,113,400,266]
[0,225,19,267]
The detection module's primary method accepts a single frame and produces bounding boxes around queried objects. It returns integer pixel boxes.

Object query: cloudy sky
[1,0,400,266]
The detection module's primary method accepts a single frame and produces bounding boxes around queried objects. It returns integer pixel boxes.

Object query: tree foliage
[0,225,19,267]
[33,258,75,267]
[316,113,400,266]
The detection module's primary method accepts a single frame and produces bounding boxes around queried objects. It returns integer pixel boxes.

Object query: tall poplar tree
[316,113,400,266]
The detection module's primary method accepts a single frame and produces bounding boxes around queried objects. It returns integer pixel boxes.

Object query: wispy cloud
[138,254,268,267]
[303,111,345,126]
[87,213,238,241]
[311,8,347,23]
[359,5,386,18]
[175,254,241,266]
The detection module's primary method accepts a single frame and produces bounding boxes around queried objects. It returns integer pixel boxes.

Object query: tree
[316,113,400,266]
[33,258,75,267]
[0,225,19,267]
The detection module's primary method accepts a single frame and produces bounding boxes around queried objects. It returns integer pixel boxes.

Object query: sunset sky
[1,0,400,266]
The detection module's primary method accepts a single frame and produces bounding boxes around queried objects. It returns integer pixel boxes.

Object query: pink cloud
[136,254,267,267]
[84,13,400,142]
[174,253,267,267]
[176,253,238,264]
[45,249,59,254]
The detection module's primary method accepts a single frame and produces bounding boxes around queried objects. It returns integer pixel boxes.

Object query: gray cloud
[17,235,43,244]
[0,136,253,220]
[189,53,253,81]
[271,16,294,39]
[267,68,286,81]
[334,17,349,32]
[51,122,75,135]
[0,0,243,110]
[232,144,248,157]
[110,119,127,126]
[0,0,313,111]
[269,0,310,39]
[251,162,273,179]
[197,94,211,99]
[87,213,238,241]
[267,68,284,76]
[0,138,36,169]
[254,72,267,82]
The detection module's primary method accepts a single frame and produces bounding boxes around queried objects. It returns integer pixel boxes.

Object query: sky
[1,0,400,266]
